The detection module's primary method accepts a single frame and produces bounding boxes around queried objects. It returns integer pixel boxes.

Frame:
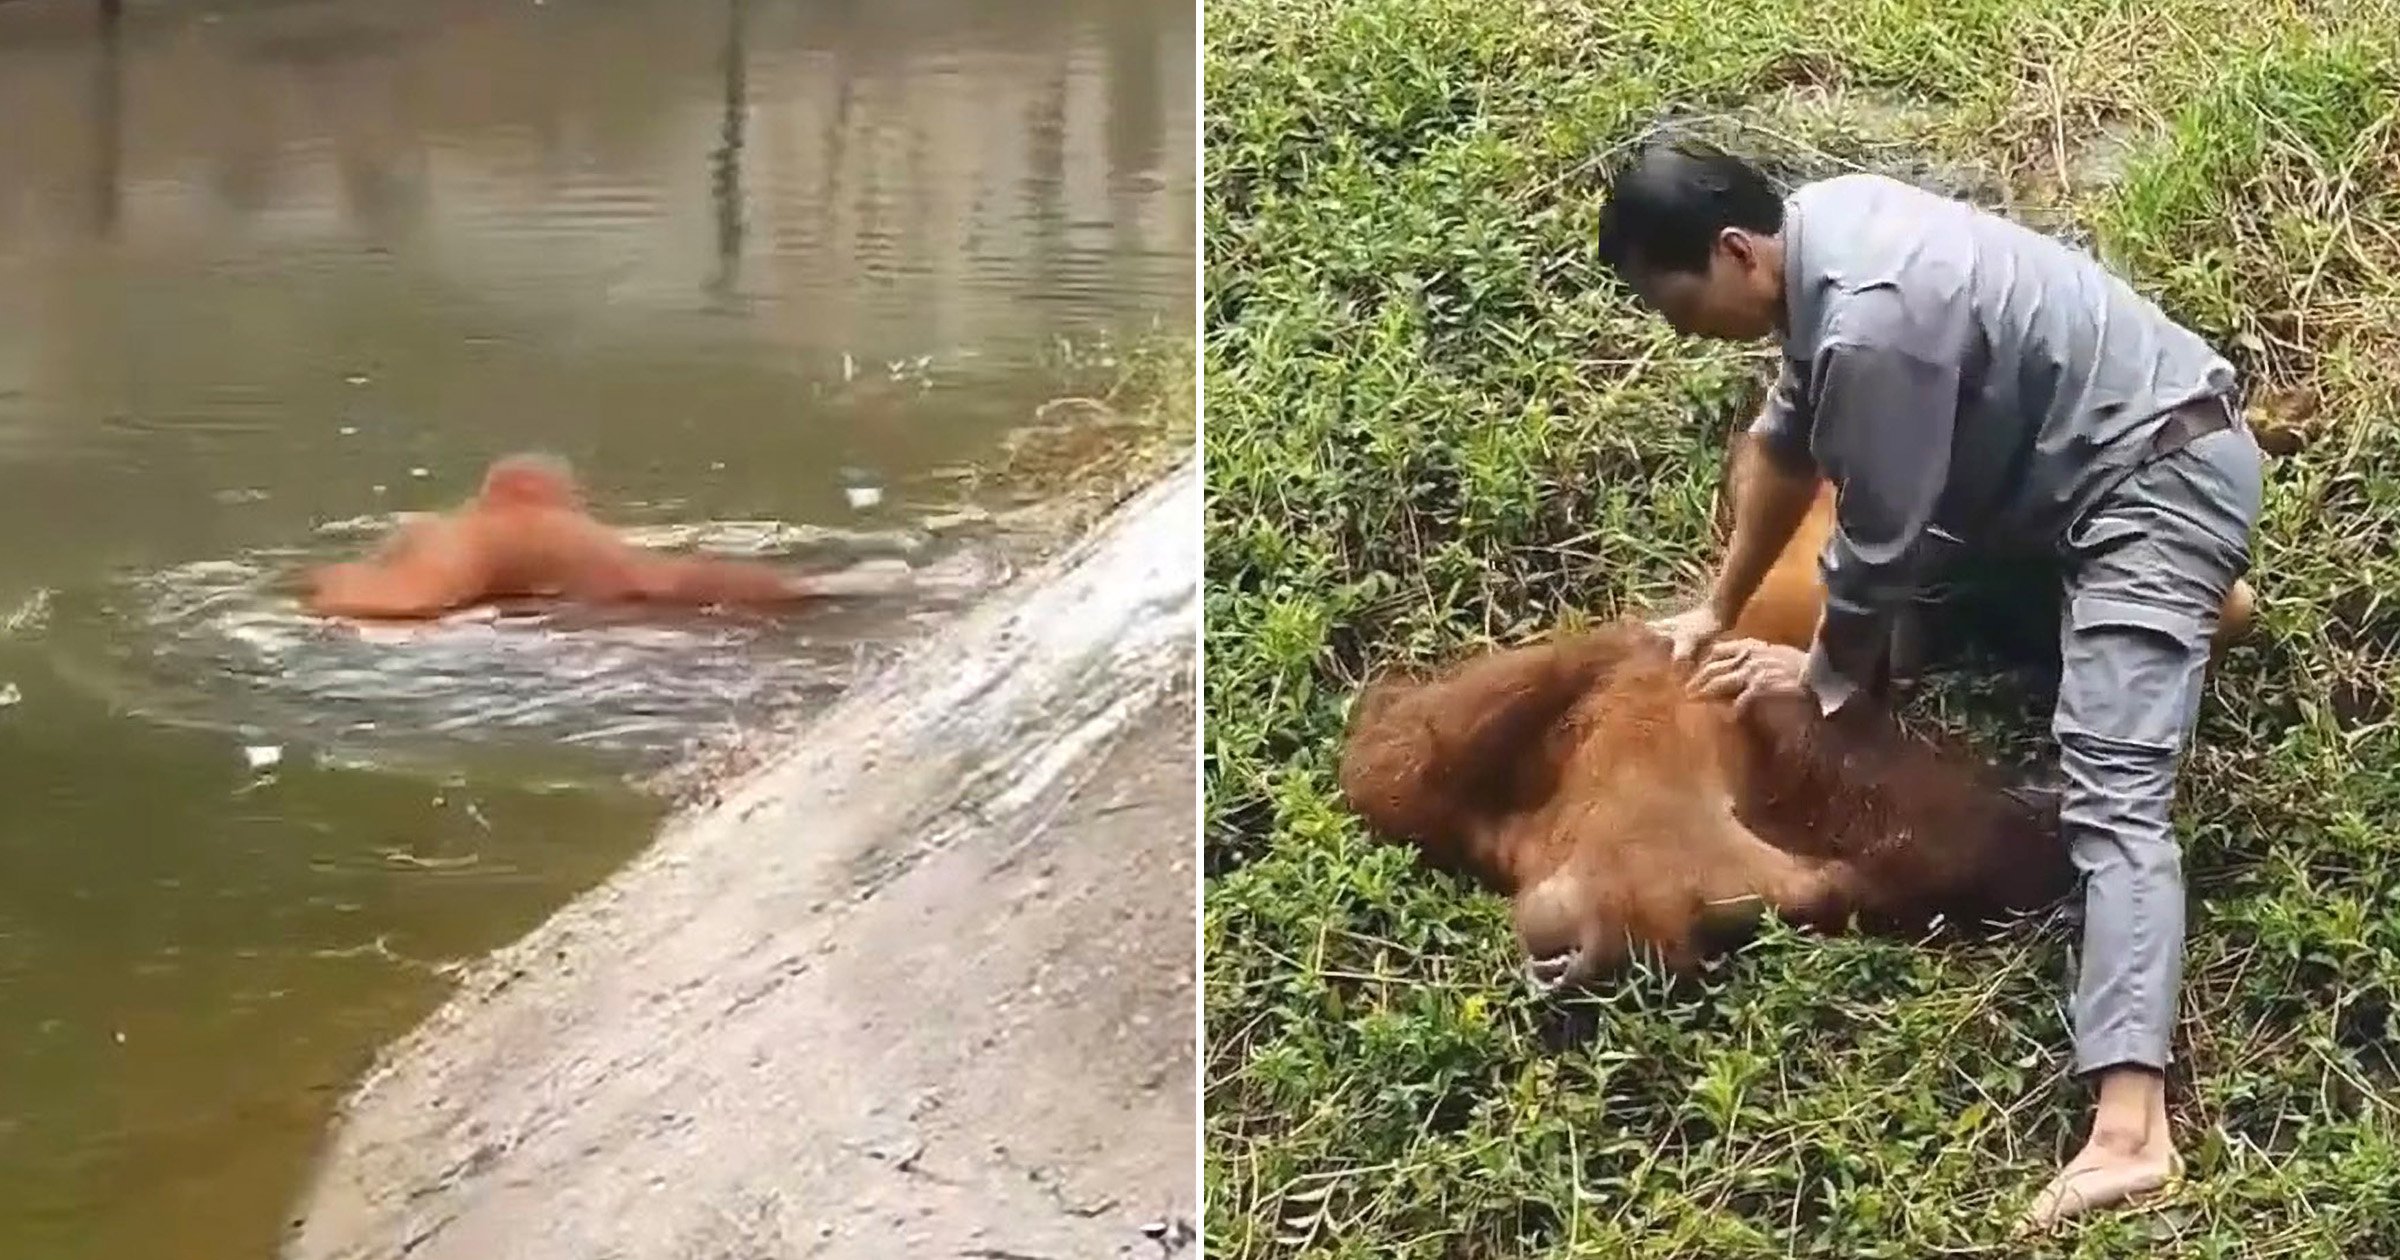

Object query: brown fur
[304,453,863,621]
[1337,622,2074,983]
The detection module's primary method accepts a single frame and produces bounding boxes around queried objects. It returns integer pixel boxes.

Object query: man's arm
[1803,331,1962,716]
[1707,359,1822,626]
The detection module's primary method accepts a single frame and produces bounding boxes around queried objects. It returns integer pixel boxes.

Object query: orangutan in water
[1336,621,2077,987]
[303,453,908,621]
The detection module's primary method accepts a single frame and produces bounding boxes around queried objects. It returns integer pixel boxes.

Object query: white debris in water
[339,426,359,436]
[410,467,432,479]
[841,352,856,383]
[315,513,400,538]
[0,682,20,708]
[345,374,370,386]
[844,486,884,510]
[1,589,51,637]
[921,508,993,533]
[178,559,255,581]
[244,744,284,772]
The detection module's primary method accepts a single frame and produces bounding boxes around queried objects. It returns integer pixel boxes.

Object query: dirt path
[283,463,1199,1260]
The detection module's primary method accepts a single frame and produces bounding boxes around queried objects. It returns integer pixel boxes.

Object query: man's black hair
[1595,137,1785,278]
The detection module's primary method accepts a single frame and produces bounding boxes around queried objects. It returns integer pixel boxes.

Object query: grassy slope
[1203,0,2400,1255]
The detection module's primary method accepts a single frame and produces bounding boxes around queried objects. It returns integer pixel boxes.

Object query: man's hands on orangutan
[1649,604,1813,710]
[1649,604,1725,663]
[1687,637,1811,713]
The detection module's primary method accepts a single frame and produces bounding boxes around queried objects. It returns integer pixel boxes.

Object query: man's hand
[1688,638,1811,712]
[1650,604,1725,662]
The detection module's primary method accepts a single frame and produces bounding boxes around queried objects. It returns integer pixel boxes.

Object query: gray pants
[2054,421,2264,1074]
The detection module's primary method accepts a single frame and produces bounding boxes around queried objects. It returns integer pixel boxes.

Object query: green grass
[1202,0,2400,1255]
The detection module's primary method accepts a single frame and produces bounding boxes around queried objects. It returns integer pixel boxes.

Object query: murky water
[0,0,1193,1255]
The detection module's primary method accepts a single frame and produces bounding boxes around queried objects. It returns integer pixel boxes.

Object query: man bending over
[1594,137,2263,1229]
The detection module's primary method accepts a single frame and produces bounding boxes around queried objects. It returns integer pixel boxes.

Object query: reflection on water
[0,0,1192,1255]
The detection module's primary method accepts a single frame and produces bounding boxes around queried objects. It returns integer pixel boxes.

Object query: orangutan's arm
[641,554,923,607]
[306,535,491,620]
[619,554,802,606]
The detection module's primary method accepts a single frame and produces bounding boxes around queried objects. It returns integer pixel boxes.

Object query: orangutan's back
[1337,623,2074,975]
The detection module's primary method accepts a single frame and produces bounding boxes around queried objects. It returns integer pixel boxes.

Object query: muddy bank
[282,460,1198,1259]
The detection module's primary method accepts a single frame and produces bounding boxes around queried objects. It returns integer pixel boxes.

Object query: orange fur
[1337,622,2073,983]
[303,453,847,621]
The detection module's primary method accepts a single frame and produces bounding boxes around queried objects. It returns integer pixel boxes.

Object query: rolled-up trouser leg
[2053,423,2263,1075]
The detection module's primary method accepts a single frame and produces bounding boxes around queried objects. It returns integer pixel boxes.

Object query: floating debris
[379,849,482,871]
[0,589,51,636]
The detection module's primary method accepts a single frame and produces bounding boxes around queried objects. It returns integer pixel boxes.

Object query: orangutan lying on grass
[1336,620,2076,986]
[1332,385,2309,981]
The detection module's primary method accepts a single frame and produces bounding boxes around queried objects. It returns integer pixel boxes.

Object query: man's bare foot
[2017,1132,2179,1231]
[2016,1067,2180,1233]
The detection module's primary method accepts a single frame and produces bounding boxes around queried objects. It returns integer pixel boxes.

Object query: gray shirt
[1750,172,2236,715]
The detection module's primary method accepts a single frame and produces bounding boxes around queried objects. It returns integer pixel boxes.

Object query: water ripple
[57,535,1011,772]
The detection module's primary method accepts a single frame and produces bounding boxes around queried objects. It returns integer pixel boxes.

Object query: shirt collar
[1777,190,1814,356]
